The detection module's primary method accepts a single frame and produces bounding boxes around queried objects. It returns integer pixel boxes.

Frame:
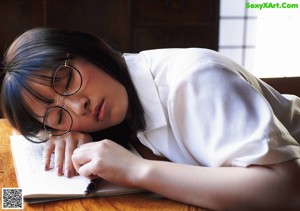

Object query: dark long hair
[0,28,145,144]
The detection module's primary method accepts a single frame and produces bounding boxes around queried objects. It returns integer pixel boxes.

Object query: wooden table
[0,119,207,211]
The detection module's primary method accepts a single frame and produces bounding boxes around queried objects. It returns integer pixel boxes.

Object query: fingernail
[56,167,63,176]
[44,164,49,171]
[66,170,72,178]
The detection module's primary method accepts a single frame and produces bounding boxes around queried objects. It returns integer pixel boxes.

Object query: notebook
[10,135,143,204]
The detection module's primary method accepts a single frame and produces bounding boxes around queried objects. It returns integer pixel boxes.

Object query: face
[25,57,129,133]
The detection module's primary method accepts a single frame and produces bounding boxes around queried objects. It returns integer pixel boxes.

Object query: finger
[64,140,77,178]
[77,160,99,178]
[72,144,94,172]
[43,142,55,171]
[74,134,92,176]
[54,142,66,176]
[77,133,93,147]
[72,148,86,172]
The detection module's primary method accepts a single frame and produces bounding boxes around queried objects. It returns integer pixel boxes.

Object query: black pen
[84,178,102,197]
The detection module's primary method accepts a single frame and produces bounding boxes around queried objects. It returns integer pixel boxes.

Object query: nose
[61,95,90,116]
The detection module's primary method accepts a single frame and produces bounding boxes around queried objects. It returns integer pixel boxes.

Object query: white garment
[123,48,300,167]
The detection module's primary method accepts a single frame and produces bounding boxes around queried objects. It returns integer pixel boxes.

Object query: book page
[10,135,142,201]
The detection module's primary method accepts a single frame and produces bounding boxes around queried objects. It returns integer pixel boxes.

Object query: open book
[10,135,143,204]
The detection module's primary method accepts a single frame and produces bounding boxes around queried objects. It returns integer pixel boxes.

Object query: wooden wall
[1,0,299,115]
[262,77,300,97]
[0,0,220,57]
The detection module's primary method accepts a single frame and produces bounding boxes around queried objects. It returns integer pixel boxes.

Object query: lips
[93,99,106,121]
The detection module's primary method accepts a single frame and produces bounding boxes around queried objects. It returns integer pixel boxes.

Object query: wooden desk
[0,119,207,211]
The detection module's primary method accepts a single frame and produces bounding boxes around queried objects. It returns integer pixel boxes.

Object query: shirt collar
[123,53,167,132]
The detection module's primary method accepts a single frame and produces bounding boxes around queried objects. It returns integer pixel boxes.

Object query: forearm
[133,159,300,211]
[71,140,299,210]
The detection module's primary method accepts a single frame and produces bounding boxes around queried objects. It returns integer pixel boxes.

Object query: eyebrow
[23,87,56,120]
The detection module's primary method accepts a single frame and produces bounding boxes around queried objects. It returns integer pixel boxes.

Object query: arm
[72,140,300,211]
[139,158,300,211]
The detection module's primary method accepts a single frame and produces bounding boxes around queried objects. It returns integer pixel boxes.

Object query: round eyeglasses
[43,56,83,137]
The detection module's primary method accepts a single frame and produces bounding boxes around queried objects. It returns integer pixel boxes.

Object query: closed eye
[57,108,63,124]
[65,69,73,91]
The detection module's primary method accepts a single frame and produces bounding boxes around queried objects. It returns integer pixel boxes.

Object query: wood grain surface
[0,119,207,211]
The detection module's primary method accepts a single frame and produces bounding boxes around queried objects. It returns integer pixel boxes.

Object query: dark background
[0,0,220,117]
[0,0,220,60]
[1,0,299,111]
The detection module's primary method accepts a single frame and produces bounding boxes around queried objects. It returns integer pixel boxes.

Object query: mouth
[93,99,106,122]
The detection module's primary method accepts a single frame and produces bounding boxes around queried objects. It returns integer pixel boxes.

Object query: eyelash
[65,71,73,91]
[58,108,63,124]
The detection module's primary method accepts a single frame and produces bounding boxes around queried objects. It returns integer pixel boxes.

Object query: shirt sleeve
[167,61,300,167]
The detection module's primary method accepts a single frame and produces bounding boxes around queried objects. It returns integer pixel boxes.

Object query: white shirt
[123,48,300,167]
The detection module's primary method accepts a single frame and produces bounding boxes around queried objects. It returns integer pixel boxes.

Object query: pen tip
[84,190,90,197]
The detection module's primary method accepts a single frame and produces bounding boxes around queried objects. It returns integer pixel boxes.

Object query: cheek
[69,118,125,136]
[71,120,110,133]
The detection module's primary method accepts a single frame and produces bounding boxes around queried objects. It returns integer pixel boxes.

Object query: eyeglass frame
[42,53,83,137]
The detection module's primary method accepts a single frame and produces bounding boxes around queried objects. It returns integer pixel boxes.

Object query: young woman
[1,28,300,210]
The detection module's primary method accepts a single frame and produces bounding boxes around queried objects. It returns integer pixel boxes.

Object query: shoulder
[140,48,228,67]
[140,48,240,84]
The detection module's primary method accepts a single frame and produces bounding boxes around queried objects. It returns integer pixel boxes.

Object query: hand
[72,139,144,187]
[43,132,92,177]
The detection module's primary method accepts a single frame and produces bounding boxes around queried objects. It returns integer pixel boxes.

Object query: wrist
[129,158,153,188]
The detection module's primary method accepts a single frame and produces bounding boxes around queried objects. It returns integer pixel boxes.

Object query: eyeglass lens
[53,65,82,96]
[44,107,73,135]
[43,64,82,136]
